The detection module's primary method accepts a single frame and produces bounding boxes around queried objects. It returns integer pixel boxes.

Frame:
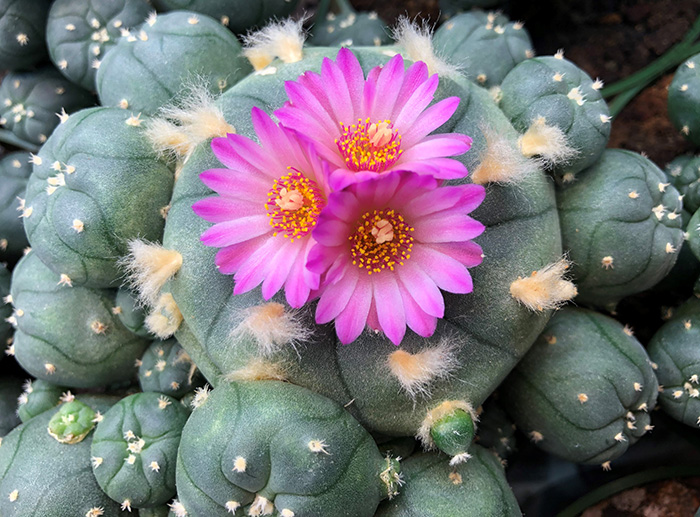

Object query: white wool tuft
[518,116,578,166]
[231,302,312,356]
[145,293,183,338]
[243,17,306,71]
[120,239,182,307]
[392,17,459,78]
[387,338,458,399]
[510,257,578,311]
[471,124,539,184]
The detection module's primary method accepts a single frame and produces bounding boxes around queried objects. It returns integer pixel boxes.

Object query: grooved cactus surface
[665,154,700,214]
[0,0,51,70]
[0,263,12,348]
[46,0,152,91]
[668,55,700,146]
[433,11,533,88]
[91,392,189,509]
[687,208,700,262]
[164,48,561,450]
[501,307,659,465]
[96,11,252,114]
[558,149,685,308]
[139,339,204,398]
[16,379,65,423]
[375,446,521,517]
[177,380,396,517]
[10,252,149,388]
[115,287,152,338]
[23,107,173,288]
[474,398,517,462]
[0,152,32,263]
[309,10,391,48]
[0,377,22,437]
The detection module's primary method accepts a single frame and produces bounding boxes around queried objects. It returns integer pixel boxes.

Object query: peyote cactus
[23,107,173,288]
[308,0,391,48]
[9,251,149,387]
[177,380,402,516]
[0,377,22,436]
[46,0,152,91]
[138,339,204,398]
[47,399,97,444]
[91,392,190,509]
[0,263,13,350]
[433,11,533,88]
[0,0,51,70]
[473,397,517,464]
[439,0,504,17]
[557,149,685,308]
[501,307,658,467]
[668,54,700,146]
[0,66,95,147]
[114,286,152,338]
[375,446,521,517]
[499,53,611,181]
[0,152,32,263]
[666,154,700,214]
[96,11,252,114]
[687,208,700,261]
[16,378,66,423]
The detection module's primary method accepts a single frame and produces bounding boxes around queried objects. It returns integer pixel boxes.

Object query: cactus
[557,149,685,309]
[23,107,173,288]
[688,208,700,261]
[375,446,521,517]
[114,287,152,338]
[668,55,700,146]
[139,339,204,398]
[0,263,12,350]
[501,307,658,467]
[0,0,51,70]
[16,379,66,423]
[96,11,252,114]
[0,152,32,263]
[665,154,700,214]
[9,251,149,387]
[91,392,190,509]
[439,0,504,17]
[308,0,391,48]
[651,208,700,296]
[0,377,22,436]
[46,0,152,91]
[0,395,122,516]
[499,53,610,181]
[473,397,517,464]
[47,399,97,444]
[433,11,533,88]
[647,297,700,428]
[0,66,95,148]
[177,380,401,516]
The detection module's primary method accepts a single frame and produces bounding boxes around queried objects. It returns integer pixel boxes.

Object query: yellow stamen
[336,118,402,172]
[350,209,413,274]
[265,169,325,241]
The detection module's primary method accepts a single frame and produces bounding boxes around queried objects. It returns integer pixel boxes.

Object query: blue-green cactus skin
[668,55,700,146]
[0,377,22,436]
[666,155,700,214]
[16,379,66,423]
[139,339,204,398]
[0,152,32,263]
[0,0,51,70]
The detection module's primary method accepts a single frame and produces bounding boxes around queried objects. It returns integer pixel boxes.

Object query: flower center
[336,118,402,173]
[265,169,325,240]
[350,209,414,274]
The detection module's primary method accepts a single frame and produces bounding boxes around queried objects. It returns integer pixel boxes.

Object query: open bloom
[275,48,473,190]
[193,107,331,308]
[308,170,486,345]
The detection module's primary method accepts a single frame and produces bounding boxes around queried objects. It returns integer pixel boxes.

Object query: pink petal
[316,266,358,323]
[284,244,314,308]
[402,186,464,219]
[313,218,350,247]
[428,241,484,268]
[214,236,268,274]
[396,261,444,318]
[373,273,406,346]
[306,242,338,275]
[261,240,301,300]
[333,275,372,344]
[199,168,270,198]
[393,73,438,129]
[321,56,355,125]
[399,134,472,163]
[336,47,364,113]
[192,196,259,223]
[200,215,271,247]
[400,284,437,337]
[362,66,381,115]
[413,214,485,243]
[412,246,474,294]
[392,61,430,117]
[402,97,460,148]
[224,133,272,173]
[233,237,280,294]
[367,54,404,121]
[396,158,467,180]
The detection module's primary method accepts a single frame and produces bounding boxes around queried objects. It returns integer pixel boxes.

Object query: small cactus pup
[0,395,122,517]
[114,287,152,338]
[16,379,66,423]
[558,149,685,309]
[0,263,12,350]
[46,0,152,91]
[150,0,300,35]
[433,10,533,88]
[647,297,700,428]
[23,107,173,288]
[308,0,391,48]
[96,11,253,114]
[0,152,32,264]
[177,380,402,516]
[375,445,521,517]
[668,55,700,146]
[139,338,204,398]
[0,66,95,148]
[9,251,149,388]
[0,377,22,436]
[499,52,610,182]
[0,0,51,70]
[47,399,97,444]
[501,307,659,467]
[666,154,700,214]
[91,392,190,510]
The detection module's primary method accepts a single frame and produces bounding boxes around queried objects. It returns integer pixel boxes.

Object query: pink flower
[275,48,473,190]
[308,171,486,345]
[193,107,331,308]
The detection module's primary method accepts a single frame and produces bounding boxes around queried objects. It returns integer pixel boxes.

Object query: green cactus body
[375,445,521,517]
[139,507,171,517]
[474,398,517,463]
[91,392,189,509]
[139,339,204,398]
[439,0,504,16]
[96,11,252,114]
[558,149,685,308]
[0,152,32,263]
[0,66,95,147]
[0,263,12,349]
[10,252,149,387]
[23,107,173,288]
[501,307,658,465]
[688,208,700,261]
[0,395,122,516]
[433,11,533,88]
[162,46,562,460]
[668,55,700,146]
[0,0,51,70]
[666,155,700,214]
[652,208,700,296]
[47,399,97,444]
[177,380,399,516]
[46,0,152,91]
[309,2,391,48]
[151,0,300,34]
[114,287,152,338]
[16,379,65,423]
[647,297,700,428]
[0,377,22,436]
[499,54,610,180]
